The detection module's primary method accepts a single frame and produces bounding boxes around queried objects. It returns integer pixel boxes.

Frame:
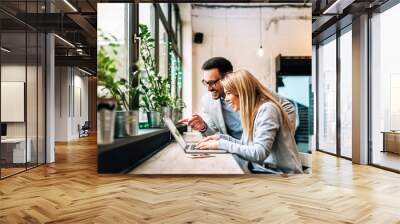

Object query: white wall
[191,5,311,114]
[55,67,89,141]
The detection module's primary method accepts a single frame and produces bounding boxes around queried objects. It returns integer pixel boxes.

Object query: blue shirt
[220,99,243,140]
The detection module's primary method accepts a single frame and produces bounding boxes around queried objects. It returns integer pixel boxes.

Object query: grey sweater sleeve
[218,103,280,164]
[219,134,242,144]
[200,97,219,136]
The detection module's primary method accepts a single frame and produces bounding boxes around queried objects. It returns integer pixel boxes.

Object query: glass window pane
[1,31,28,177]
[97,3,130,81]
[27,31,38,169]
[371,4,400,171]
[160,3,168,19]
[339,28,352,158]
[139,3,154,57]
[171,5,176,34]
[318,37,337,154]
[159,22,168,78]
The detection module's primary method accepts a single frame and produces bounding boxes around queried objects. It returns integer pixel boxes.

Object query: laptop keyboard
[187,144,196,151]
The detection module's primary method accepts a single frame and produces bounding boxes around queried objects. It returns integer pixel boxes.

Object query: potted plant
[137,24,171,128]
[98,30,140,137]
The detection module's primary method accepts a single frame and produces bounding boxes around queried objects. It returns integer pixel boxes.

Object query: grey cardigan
[218,101,303,174]
[201,92,297,137]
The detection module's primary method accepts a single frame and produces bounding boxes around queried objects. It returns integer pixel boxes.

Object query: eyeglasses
[201,79,220,87]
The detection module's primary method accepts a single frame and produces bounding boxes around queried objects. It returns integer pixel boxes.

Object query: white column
[46,33,55,163]
[352,14,369,164]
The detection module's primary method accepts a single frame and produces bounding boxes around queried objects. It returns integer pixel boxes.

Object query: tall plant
[98,30,139,111]
[137,24,170,112]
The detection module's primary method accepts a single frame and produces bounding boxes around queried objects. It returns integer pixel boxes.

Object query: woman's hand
[195,140,219,150]
[198,134,220,144]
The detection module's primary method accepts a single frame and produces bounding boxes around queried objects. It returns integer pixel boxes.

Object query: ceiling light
[63,0,78,12]
[54,34,75,48]
[1,47,11,53]
[257,46,264,57]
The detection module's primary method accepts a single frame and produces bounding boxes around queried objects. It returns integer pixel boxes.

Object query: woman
[195,69,303,174]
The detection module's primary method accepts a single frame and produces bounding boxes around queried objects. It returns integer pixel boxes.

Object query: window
[0,2,46,179]
[97,3,130,82]
[339,27,352,158]
[158,21,169,78]
[317,36,337,154]
[370,3,400,171]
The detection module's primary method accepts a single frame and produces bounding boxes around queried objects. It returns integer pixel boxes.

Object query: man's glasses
[201,79,220,87]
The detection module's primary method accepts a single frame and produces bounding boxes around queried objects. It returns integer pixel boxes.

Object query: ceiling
[0,0,97,74]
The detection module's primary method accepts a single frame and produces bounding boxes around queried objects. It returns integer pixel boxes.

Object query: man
[180,57,296,139]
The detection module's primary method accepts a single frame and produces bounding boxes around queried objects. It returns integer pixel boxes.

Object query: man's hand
[195,140,219,150]
[178,114,206,131]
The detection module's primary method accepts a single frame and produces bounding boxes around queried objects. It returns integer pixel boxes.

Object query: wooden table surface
[129,143,245,175]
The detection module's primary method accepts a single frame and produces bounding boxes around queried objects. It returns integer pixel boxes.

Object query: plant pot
[147,111,161,128]
[161,106,171,127]
[97,98,116,145]
[125,110,139,136]
[114,111,128,138]
[172,109,182,123]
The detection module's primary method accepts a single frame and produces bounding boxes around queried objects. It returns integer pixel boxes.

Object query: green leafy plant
[97,30,139,111]
[170,96,186,112]
[137,24,171,112]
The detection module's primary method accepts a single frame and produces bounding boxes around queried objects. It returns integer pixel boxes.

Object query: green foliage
[97,30,139,111]
[170,96,186,112]
[137,24,171,112]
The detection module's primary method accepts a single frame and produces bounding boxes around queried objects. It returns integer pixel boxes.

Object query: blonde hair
[221,69,293,141]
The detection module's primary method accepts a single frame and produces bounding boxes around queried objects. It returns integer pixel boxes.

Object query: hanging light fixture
[257,7,264,57]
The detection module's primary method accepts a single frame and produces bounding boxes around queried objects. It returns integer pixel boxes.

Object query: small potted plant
[137,24,171,128]
[98,30,140,137]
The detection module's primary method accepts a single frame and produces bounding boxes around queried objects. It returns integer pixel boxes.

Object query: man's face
[203,68,224,99]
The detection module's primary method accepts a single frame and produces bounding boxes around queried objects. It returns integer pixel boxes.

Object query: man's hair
[201,57,233,77]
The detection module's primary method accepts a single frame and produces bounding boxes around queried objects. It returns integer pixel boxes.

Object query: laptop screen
[164,118,187,149]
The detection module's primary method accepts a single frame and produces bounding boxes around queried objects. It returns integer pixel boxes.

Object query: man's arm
[200,96,220,136]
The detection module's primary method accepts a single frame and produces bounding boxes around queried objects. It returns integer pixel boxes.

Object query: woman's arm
[219,134,242,144]
[218,103,280,164]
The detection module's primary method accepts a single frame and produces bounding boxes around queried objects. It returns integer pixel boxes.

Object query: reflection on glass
[1,31,28,177]
[371,4,400,171]
[340,29,352,158]
[318,37,337,154]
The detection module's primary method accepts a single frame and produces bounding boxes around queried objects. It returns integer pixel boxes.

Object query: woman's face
[225,92,240,112]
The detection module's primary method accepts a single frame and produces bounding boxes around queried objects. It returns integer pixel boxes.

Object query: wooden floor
[1,135,400,223]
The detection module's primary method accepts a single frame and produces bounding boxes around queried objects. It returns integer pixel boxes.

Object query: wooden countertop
[129,143,245,175]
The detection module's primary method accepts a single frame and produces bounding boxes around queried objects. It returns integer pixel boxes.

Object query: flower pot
[147,111,161,128]
[125,110,139,136]
[161,106,171,127]
[97,98,116,145]
[114,111,128,138]
[172,109,181,123]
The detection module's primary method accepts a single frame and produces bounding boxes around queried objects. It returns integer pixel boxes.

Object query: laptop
[163,117,227,154]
